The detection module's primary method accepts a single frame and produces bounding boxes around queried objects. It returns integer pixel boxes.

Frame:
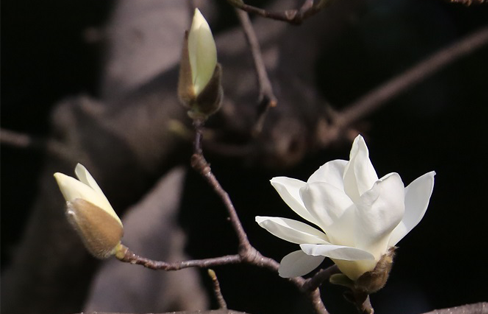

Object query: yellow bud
[54,164,123,259]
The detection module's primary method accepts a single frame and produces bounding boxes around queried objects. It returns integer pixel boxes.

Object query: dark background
[2,0,488,313]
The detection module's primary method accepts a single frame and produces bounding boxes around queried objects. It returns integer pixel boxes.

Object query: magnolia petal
[255,216,328,244]
[320,205,356,247]
[270,177,319,225]
[307,160,348,190]
[388,171,436,246]
[188,8,217,95]
[54,173,106,209]
[74,164,121,226]
[343,135,378,203]
[75,164,105,198]
[355,173,405,257]
[300,182,354,229]
[279,250,325,278]
[332,259,378,281]
[55,168,122,227]
[300,244,375,261]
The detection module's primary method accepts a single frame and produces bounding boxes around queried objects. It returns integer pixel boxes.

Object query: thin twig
[117,240,328,313]
[0,127,73,161]
[447,0,486,5]
[227,0,333,25]
[235,9,277,135]
[208,269,228,309]
[191,121,251,252]
[303,265,340,291]
[190,120,329,314]
[318,25,488,146]
[0,128,40,149]
[117,246,241,270]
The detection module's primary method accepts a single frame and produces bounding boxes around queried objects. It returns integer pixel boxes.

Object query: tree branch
[227,0,334,25]
[422,302,488,314]
[317,25,488,146]
[76,302,488,314]
[235,9,277,135]
[117,117,330,314]
[117,247,242,270]
[303,265,340,291]
[78,311,247,314]
[446,0,486,5]
[0,128,43,149]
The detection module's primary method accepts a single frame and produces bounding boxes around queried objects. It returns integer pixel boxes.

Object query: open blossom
[54,164,123,259]
[256,135,435,283]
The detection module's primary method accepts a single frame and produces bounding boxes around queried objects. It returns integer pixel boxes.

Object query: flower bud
[178,8,222,120]
[330,247,396,295]
[54,164,123,259]
[354,247,396,294]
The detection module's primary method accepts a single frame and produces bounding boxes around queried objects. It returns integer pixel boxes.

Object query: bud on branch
[54,164,124,259]
[178,9,223,121]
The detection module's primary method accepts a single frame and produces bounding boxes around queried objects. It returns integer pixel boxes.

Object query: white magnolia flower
[54,164,123,258]
[256,135,435,282]
[188,8,217,96]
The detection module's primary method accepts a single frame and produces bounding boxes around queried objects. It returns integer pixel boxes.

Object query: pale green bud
[178,9,222,120]
[188,9,217,96]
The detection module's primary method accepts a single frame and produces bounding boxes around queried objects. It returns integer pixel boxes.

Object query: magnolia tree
[3,1,488,314]
[49,8,441,314]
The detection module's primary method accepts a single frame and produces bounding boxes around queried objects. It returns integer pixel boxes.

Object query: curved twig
[235,9,277,135]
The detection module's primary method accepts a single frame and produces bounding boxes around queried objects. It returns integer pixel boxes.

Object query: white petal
[270,177,319,225]
[188,8,217,95]
[388,171,435,246]
[74,164,121,226]
[300,182,354,229]
[54,173,107,210]
[278,250,325,278]
[354,173,404,257]
[343,135,378,202]
[307,160,348,190]
[255,216,328,244]
[332,259,377,281]
[75,163,105,197]
[55,169,122,227]
[300,244,375,260]
[320,205,356,247]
